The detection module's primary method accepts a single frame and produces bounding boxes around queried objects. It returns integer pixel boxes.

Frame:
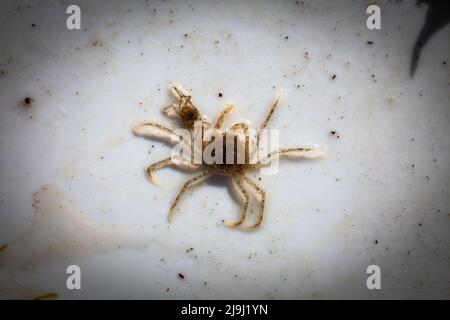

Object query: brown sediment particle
[33,292,58,300]
[0,243,7,252]
[91,39,103,47]
[23,97,33,105]
[330,130,340,138]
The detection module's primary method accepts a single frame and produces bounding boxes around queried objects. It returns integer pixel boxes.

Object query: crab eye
[187,111,194,118]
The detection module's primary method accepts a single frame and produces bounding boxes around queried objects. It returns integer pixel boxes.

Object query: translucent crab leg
[223,175,249,227]
[228,122,249,132]
[214,104,234,129]
[169,171,212,223]
[133,121,183,142]
[162,104,180,117]
[170,83,191,100]
[257,94,281,149]
[251,146,323,168]
[146,157,200,186]
[240,175,266,230]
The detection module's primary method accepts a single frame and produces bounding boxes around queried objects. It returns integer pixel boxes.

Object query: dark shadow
[410,0,450,77]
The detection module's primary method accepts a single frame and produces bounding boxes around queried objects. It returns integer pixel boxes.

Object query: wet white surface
[0,0,449,299]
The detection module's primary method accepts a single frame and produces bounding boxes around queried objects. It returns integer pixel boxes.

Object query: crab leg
[133,121,182,142]
[146,157,200,186]
[169,171,212,223]
[257,93,281,149]
[240,175,266,230]
[170,83,191,100]
[214,104,234,129]
[251,147,323,168]
[162,104,179,117]
[223,175,249,227]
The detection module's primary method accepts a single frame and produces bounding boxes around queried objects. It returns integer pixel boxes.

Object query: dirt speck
[91,39,103,47]
[178,273,185,279]
[23,97,33,106]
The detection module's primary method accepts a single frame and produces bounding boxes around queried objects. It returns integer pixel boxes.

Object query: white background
[0,0,449,299]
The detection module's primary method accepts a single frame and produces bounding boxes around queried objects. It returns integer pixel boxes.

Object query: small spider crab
[133,84,323,230]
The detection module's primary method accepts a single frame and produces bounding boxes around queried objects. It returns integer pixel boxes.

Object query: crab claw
[170,83,190,100]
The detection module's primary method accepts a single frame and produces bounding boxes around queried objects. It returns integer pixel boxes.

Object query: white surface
[0,0,449,299]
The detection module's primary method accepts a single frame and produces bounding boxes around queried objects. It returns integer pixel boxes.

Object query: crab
[133,84,322,230]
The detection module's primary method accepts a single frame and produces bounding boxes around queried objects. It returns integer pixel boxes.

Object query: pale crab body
[134,84,322,230]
